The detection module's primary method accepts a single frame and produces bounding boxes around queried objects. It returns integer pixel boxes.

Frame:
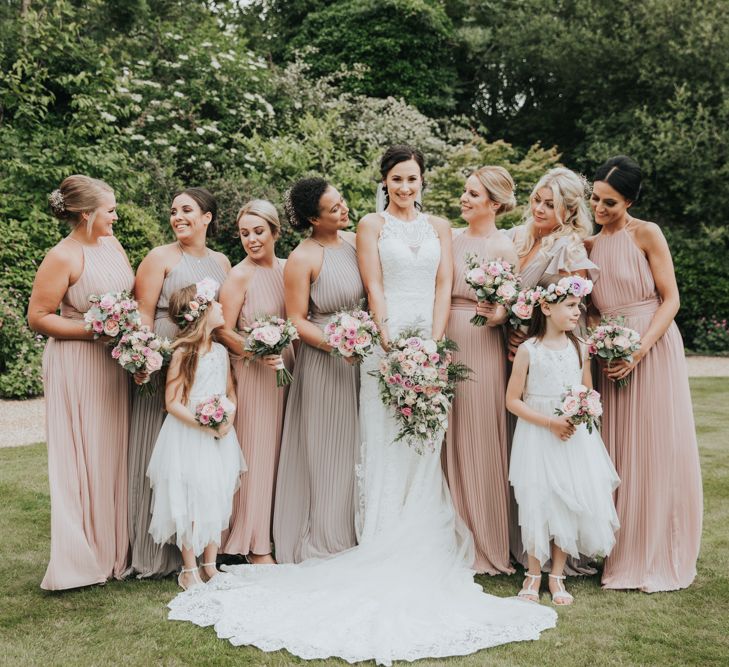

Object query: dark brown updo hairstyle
[379,144,426,210]
[173,187,219,236]
[48,175,114,235]
[283,177,330,232]
[593,156,643,202]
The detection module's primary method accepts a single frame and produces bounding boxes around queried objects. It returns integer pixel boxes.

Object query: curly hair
[283,177,330,232]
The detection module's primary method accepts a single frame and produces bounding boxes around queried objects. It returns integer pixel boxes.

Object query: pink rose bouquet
[111,326,173,395]
[508,287,546,330]
[374,328,470,454]
[84,290,141,341]
[194,394,236,433]
[554,384,603,434]
[243,315,299,387]
[586,316,642,388]
[463,254,520,326]
[324,308,381,362]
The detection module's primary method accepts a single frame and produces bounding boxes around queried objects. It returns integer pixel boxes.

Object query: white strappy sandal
[517,572,541,603]
[548,573,574,605]
[200,561,219,582]
[177,566,204,591]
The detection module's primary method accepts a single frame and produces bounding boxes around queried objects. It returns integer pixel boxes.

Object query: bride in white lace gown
[168,148,557,665]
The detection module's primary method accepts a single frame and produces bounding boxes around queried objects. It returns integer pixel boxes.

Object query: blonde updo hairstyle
[236,198,281,238]
[48,175,114,236]
[471,166,517,215]
[517,167,592,260]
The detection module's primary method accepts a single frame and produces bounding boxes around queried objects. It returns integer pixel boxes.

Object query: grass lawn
[1,378,728,666]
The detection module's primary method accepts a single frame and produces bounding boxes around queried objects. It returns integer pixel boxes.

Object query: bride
[168,146,557,665]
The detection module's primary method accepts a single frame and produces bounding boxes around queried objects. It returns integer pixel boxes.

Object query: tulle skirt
[147,414,246,556]
[509,397,620,566]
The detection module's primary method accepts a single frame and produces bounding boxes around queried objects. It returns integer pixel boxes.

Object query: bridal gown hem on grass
[168,211,556,665]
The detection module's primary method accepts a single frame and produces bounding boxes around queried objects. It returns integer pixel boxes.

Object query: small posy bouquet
[194,394,236,433]
[374,328,470,454]
[325,307,381,361]
[586,317,642,388]
[554,384,603,434]
[111,326,173,395]
[464,254,519,326]
[84,290,141,341]
[508,287,546,330]
[243,315,299,387]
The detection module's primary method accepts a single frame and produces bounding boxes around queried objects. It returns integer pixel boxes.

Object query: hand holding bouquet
[84,290,141,341]
[374,328,470,454]
[243,315,299,387]
[554,384,603,434]
[194,394,236,435]
[508,287,546,330]
[464,254,519,326]
[586,317,642,388]
[325,308,380,362]
[111,326,173,395]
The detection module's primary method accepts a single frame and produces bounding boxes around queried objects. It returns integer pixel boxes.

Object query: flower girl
[147,279,246,590]
[506,276,619,605]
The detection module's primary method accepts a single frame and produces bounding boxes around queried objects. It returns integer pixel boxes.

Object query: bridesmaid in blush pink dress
[218,200,294,565]
[28,176,134,590]
[445,166,518,575]
[588,156,702,592]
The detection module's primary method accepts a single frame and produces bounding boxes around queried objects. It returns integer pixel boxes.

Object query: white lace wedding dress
[168,212,557,665]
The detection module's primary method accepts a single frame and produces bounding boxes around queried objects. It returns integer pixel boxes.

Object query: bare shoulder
[340,230,357,247]
[356,212,385,234]
[583,235,597,252]
[47,238,83,265]
[212,248,232,272]
[427,215,451,234]
[287,239,320,266]
[229,258,257,283]
[631,218,664,242]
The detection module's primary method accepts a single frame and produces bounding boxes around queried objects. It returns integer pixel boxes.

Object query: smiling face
[312,186,349,231]
[238,213,276,263]
[87,190,118,237]
[460,174,499,223]
[170,193,211,243]
[543,295,582,332]
[591,180,632,227]
[530,186,561,237]
[384,159,422,210]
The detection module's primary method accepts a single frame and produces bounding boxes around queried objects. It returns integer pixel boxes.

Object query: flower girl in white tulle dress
[507,277,619,605]
[147,279,246,590]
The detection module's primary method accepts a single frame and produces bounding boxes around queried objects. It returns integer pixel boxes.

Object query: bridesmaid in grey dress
[128,188,230,578]
[273,177,365,564]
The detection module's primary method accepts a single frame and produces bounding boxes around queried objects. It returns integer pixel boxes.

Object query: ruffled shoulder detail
[543,237,599,281]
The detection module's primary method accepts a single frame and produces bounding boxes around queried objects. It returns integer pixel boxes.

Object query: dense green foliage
[0,0,727,396]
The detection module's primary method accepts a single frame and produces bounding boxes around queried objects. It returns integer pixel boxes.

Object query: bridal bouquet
[586,317,642,388]
[464,254,519,326]
[84,290,141,341]
[242,315,299,387]
[554,384,603,434]
[374,328,470,454]
[111,326,173,395]
[194,394,236,433]
[508,286,546,330]
[325,308,380,361]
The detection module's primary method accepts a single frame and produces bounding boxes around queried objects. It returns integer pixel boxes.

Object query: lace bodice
[378,211,440,336]
[187,342,230,404]
[523,338,583,402]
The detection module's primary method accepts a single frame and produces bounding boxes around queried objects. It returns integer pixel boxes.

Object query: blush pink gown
[41,237,134,590]
[590,227,702,592]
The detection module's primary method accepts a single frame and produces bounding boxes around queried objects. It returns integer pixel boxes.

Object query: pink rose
[146,351,163,372]
[400,407,412,417]
[258,324,283,347]
[613,335,630,350]
[99,294,116,310]
[512,301,533,320]
[561,395,580,417]
[199,413,210,425]
[466,267,487,285]
[213,407,225,422]
[201,402,216,417]
[111,346,122,359]
[103,319,120,337]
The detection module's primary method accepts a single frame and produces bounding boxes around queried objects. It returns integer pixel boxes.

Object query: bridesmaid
[445,166,518,575]
[504,167,597,574]
[218,200,294,565]
[273,177,365,563]
[28,175,133,590]
[127,188,230,578]
[588,155,702,592]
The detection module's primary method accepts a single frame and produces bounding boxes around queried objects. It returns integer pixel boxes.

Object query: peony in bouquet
[586,317,641,388]
[242,315,299,387]
[194,394,236,434]
[464,254,520,326]
[554,384,603,434]
[374,328,470,454]
[84,290,141,341]
[111,326,173,395]
[325,307,380,361]
[508,286,546,330]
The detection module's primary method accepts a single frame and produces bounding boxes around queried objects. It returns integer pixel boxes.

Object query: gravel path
[2,356,728,449]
